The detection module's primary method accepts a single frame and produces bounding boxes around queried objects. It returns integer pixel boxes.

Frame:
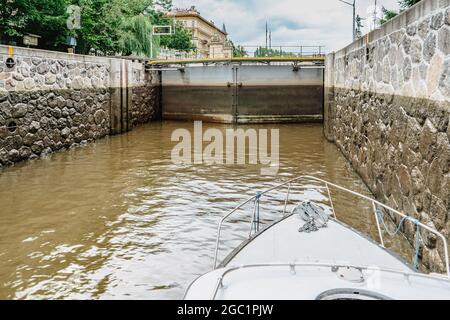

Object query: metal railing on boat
[210,262,449,300]
[212,176,450,280]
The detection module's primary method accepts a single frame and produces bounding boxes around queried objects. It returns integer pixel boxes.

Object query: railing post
[248,199,258,239]
[373,202,385,248]
[325,183,337,219]
[256,192,261,233]
[282,183,292,216]
[213,224,222,269]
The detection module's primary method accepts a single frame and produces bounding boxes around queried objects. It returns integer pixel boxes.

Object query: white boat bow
[185,176,450,300]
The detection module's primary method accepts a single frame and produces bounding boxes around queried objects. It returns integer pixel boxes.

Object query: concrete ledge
[0,45,116,65]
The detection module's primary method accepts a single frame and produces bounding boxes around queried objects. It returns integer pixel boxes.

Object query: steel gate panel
[161,64,324,124]
[162,65,234,123]
[235,65,324,123]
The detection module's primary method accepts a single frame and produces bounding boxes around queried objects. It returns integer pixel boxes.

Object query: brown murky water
[0,122,412,299]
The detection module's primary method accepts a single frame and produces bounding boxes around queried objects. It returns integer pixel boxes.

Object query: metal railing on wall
[235,45,326,58]
[154,45,326,61]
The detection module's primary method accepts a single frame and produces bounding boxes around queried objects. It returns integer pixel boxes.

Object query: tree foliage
[0,0,194,56]
[231,42,247,57]
[355,15,364,38]
[117,14,154,56]
[399,0,421,10]
[73,0,155,55]
[0,0,30,38]
[380,7,399,25]
[155,0,172,11]
[380,0,421,25]
[254,47,295,57]
[148,7,195,52]
[0,0,68,49]
[74,0,117,54]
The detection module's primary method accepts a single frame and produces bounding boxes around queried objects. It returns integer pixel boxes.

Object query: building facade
[167,7,233,59]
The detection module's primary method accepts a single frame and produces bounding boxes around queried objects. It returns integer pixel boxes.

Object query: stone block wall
[131,65,161,127]
[325,0,450,271]
[0,46,160,167]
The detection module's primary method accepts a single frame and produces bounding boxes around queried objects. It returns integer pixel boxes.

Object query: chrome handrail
[211,262,450,300]
[212,175,450,280]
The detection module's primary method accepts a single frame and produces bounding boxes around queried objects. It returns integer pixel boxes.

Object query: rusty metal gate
[161,63,324,124]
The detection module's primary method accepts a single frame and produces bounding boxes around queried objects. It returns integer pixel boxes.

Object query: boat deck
[185,215,450,300]
[229,215,409,270]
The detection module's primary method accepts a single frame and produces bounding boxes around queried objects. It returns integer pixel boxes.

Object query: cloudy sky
[172,0,400,52]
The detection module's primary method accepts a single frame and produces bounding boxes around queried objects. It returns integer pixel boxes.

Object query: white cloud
[172,0,400,52]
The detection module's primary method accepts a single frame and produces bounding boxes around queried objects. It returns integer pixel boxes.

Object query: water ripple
[0,122,384,300]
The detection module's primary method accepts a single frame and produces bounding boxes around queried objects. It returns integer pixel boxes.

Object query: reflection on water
[0,122,409,299]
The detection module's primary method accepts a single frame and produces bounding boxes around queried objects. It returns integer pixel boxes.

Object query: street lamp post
[339,0,356,41]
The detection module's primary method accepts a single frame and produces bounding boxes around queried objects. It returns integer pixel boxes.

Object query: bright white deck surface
[230,215,409,270]
[186,215,450,300]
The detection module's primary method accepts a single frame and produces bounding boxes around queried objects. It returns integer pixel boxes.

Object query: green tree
[27,0,69,49]
[255,46,294,57]
[379,0,421,25]
[0,0,29,39]
[399,0,421,10]
[0,0,68,48]
[230,41,246,57]
[380,7,399,25]
[114,0,153,16]
[73,0,120,54]
[155,0,172,11]
[355,15,364,38]
[118,14,155,56]
[149,8,195,52]
[73,0,153,55]
[0,0,193,55]
[162,22,194,52]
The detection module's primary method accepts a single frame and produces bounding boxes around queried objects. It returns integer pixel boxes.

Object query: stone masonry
[131,66,161,127]
[325,0,450,271]
[0,46,160,167]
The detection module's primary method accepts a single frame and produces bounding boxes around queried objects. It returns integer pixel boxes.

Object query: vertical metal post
[338,0,357,41]
[248,199,258,239]
[256,195,260,233]
[352,0,356,41]
[373,202,385,247]
[283,183,292,216]
[374,0,378,30]
[235,66,239,124]
[269,30,272,49]
[266,22,268,49]
[232,65,238,124]
[325,183,337,219]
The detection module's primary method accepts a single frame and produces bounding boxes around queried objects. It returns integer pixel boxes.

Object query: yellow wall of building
[171,14,231,58]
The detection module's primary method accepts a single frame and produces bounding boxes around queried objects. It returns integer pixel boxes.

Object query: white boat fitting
[185,176,450,300]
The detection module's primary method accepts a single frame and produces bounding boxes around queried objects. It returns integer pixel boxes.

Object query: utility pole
[265,22,268,49]
[338,0,356,41]
[373,0,378,30]
[269,30,272,49]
